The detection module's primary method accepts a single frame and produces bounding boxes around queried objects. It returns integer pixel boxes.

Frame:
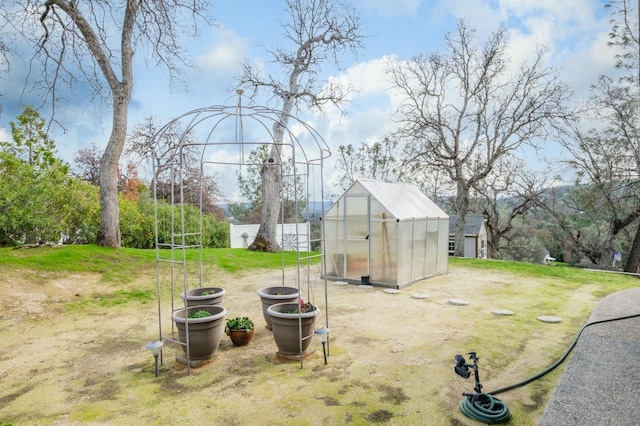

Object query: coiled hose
[458,312,640,424]
[459,392,511,424]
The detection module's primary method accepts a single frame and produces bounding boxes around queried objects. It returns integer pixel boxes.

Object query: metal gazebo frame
[151,96,331,373]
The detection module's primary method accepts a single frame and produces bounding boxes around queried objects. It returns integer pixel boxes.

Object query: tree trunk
[248,122,285,252]
[624,220,640,273]
[96,85,130,248]
[454,183,470,257]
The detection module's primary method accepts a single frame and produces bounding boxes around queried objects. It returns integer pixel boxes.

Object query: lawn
[0,245,637,425]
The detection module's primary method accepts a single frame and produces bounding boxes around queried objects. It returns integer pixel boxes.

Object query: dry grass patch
[0,254,637,425]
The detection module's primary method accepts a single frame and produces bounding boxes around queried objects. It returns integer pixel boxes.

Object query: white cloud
[195,25,247,76]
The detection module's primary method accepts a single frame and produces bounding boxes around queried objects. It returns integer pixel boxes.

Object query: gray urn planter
[266,302,319,356]
[180,287,226,307]
[172,305,227,361]
[257,286,299,329]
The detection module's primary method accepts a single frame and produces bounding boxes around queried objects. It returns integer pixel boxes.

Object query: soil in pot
[172,305,227,361]
[266,302,319,356]
[180,287,226,307]
[257,286,299,329]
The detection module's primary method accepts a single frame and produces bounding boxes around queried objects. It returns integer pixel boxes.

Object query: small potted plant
[225,316,255,346]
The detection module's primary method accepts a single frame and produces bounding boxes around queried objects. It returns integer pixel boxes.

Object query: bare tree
[0,28,13,116]
[230,144,305,224]
[472,157,549,259]
[545,75,640,267]
[387,20,572,257]
[126,117,199,186]
[238,0,364,252]
[4,0,210,248]
[126,117,223,217]
[73,141,102,186]
[335,137,398,191]
[604,0,640,271]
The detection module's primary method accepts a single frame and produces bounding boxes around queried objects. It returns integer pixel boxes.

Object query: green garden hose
[459,393,511,424]
[457,312,640,424]
[487,312,640,396]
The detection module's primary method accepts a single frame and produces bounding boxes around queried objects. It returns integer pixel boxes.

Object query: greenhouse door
[344,194,370,282]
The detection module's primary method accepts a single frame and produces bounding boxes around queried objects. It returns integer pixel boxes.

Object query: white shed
[448,214,488,259]
[322,179,449,288]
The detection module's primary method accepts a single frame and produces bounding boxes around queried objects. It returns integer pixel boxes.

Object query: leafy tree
[5,0,211,248]
[238,0,364,251]
[2,105,59,170]
[387,20,572,257]
[0,107,98,245]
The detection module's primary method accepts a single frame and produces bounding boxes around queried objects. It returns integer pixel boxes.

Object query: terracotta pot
[228,327,255,346]
[180,287,226,307]
[172,305,226,360]
[266,302,319,355]
[257,286,299,329]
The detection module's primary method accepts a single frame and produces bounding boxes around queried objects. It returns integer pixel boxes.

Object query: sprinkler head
[454,354,471,379]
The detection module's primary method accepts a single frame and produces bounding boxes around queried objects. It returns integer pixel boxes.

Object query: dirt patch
[0,264,612,424]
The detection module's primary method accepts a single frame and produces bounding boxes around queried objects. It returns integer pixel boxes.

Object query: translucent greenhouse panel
[369,218,398,285]
[425,221,439,276]
[325,197,345,220]
[436,219,449,274]
[344,195,369,281]
[396,222,414,285]
[370,198,392,221]
[323,218,344,278]
[412,220,427,281]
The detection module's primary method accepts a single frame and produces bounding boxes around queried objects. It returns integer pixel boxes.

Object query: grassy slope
[0,244,313,278]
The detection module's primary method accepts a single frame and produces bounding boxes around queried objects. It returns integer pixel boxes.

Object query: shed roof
[448,214,486,236]
[350,179,448,221]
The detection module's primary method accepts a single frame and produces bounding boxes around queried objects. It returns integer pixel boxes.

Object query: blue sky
[0,0,624,200]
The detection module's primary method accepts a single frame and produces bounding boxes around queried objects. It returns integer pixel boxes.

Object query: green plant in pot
[266,301,319,356]
[172,305,227,363]
[180,287,226,307]
[225,316,255,347]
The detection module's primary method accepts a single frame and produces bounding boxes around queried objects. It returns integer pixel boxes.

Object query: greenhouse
[323,179,449,288]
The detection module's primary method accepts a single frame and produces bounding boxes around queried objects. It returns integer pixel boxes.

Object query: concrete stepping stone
[383,288,401,294]
[333,281,348,286]
[492,309,514,316]
[358,285,373,289]
[448,298,469,306]
[411,293,430,299]
[537,315,562,323]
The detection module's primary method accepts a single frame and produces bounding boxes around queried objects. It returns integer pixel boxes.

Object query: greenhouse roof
[355,179,448,221]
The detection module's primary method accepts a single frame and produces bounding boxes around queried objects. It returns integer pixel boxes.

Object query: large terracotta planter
[267,302,319,356]
[180,287,226,307]
[172,305,227,361]
[257,286,299,329]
